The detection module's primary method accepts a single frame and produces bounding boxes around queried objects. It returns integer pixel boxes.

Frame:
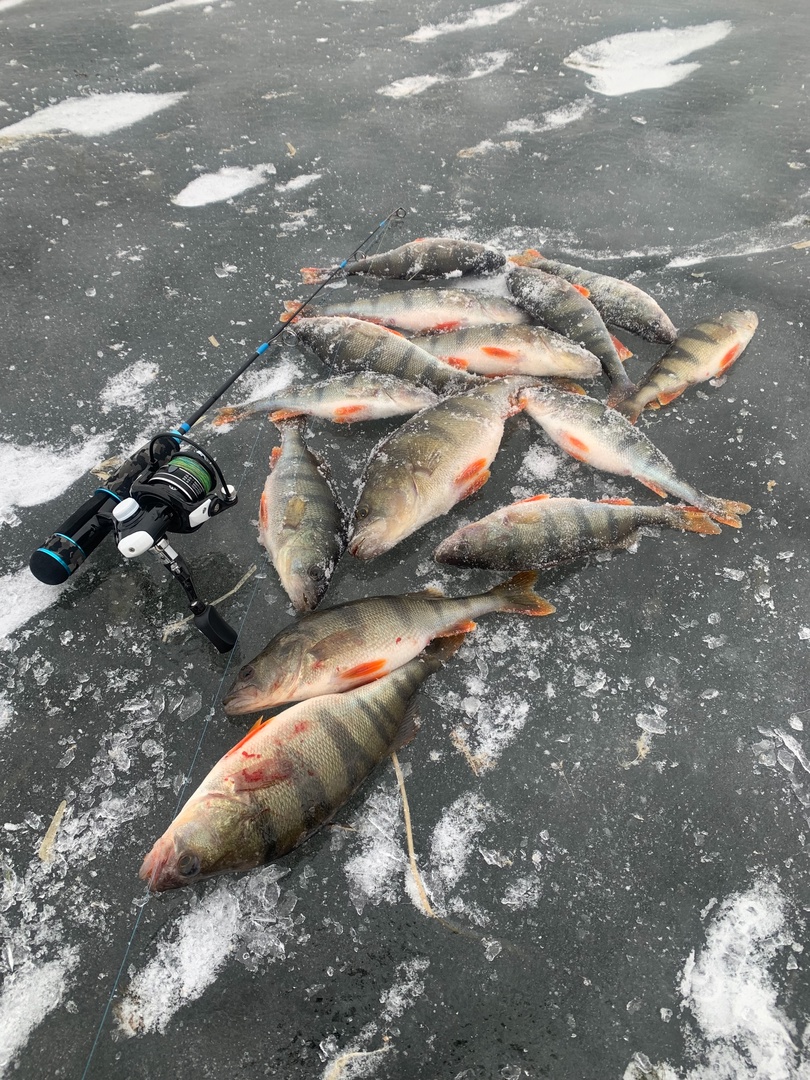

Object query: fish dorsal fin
[517,493,551,503]
[572,283,590,298]
[391,701,421,752]
[599,497,634,506]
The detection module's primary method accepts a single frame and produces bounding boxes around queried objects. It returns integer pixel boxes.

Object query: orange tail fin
[300,267,331,284]
[704,498,752,529]
[665,507,723,535]
[281,300,314,323]
[487,571,555,616]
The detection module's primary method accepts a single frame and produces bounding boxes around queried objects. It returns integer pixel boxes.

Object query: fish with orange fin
[520,385,751,528]
[507,265,636,406]
[616,310,759,424]
[258,420,345,612]
[282,287,530,333]
[221,570,552,716]
[511,250,678,344]
[300,237,506,284]
[289,315,481,394]
[435,494,721,572]
[141,634,467,891]
[410,324,603,379]
[350,376,538,560]
[212,372,438,427]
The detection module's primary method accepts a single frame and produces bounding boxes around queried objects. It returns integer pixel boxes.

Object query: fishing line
[79,207,407,1077]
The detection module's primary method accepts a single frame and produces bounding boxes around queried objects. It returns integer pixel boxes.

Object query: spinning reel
[30,432,239,652]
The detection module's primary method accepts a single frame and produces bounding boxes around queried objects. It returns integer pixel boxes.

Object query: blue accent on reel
[256,342,269,355]
[176,422,191,434]
[35,548,72,575]
[54,533,86,556]
[94,487,122,502]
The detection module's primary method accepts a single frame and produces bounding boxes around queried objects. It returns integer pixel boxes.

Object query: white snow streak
[0,92,186,143]
[173,163,276,207]
[378,51,510,98]
[0,434,109,525]
[0,953,78,1073]
[564,21,733,97]
[0,567,71,641]
[275,172,322,193]
[137,0,213,13]
[404,1,527,43]
[0,0,30,11]
[503,96,593,135]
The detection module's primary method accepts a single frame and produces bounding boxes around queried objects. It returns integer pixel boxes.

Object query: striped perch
[507,265,636,406]
[283,287,530,334]
[140,635,466,891]
[617,310,759,423]
[411,324,603,379]
[291,315,481,394]
[222,570,554,715]
[212,372,439,427]
[259,419,345,612]
[301,237,506,283]
[435,494,721,572]
[511,250,678,344]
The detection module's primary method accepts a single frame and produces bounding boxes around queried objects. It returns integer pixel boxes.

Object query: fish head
[222,647,302,714]
[434,523,481,567]
[349,479,418,560]
[718,310,759,335]
[279,548,332,612]
[139,792,265,892]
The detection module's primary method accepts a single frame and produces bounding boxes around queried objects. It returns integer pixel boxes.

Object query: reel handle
[28,435,180,585]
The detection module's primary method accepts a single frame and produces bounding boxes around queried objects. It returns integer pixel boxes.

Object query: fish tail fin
[615,396,644,425]
[487,571,555,616]
[663,506,723,536]
[212,405,246,427]
[281,300,314,323]
[422,630,470,670]
[606,377,637,409]
[702,497,752,529]
[548,378,587,395]
[300,266,331,284]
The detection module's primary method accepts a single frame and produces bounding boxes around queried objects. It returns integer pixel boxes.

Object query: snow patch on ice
[504,96,593,135]
[457,139,521,159]
[117,866,296,1036]
[428,791,491,892]
[625,879,808,1080]
[173,163,276,207]
[343,787,407,914]
[0,952,78,1073]
[564,22,733,97]
[99,360,159,412]
[404,1,528,43]
[666,215,809,267]
[0,92,186,143]
[0,0,30,11]
[0,433,109,526]
[275,172,322,193]
[378,51,510,97]
[137,0,214,12]
[0,567,72,640]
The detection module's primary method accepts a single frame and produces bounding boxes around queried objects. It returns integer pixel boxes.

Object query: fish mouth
[348,529,390,561]
[139,836,183,893]
[222,685,270,716]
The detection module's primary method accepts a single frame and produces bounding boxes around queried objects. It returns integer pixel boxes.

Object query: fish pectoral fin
[229,756,295,793]
[308,628,363,662]
[557,432,591,462]
[269,446,283,468]
[390,701,421,752]
[656,388,686,406]
[340,657,388,682]
[282,496,308,529]
[572,283,591,298]
[270,408,302,422]
[334,404,367,421]
[224,716,272,759]
[610,334,634,361]
[259,492,270,530]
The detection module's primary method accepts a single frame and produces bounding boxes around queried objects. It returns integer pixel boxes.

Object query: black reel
[30,432,239,652]
[111,434,239,652]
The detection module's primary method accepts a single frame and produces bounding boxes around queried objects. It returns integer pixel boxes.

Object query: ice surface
[0,953,77,1073]
[343,786,407,914]
[0,92,186,142]
[0,433,109,525]
[99,361,159,412]
[173,164,276,207]
[0,567,71,640]
[564,22,733,97]
[428,791,491,894]
[136,0,213,13]
[403,1,528,44]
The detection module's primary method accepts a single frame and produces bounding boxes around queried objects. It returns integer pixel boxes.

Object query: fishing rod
[28,207,408,652]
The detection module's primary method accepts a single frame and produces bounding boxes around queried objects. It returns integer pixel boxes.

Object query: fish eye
[307,564,324,580]
[177,852,200,878]
[356,505,370,520]
[239,665,255,682]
